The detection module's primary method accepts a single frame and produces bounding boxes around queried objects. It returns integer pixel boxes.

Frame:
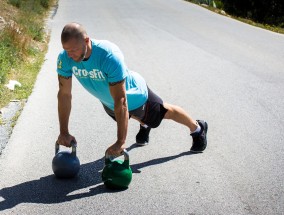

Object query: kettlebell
[102,149,132,189]
[52,141,80,179]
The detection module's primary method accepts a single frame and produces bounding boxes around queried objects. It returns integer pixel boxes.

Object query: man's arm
[108,79,129,154]
[57,75,75,146]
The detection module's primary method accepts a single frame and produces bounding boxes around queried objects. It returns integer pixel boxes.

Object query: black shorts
[102,87,168,128]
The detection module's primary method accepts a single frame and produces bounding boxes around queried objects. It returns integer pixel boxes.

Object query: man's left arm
[107,79,129,156]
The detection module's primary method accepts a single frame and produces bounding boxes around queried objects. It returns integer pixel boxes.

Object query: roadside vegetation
[185,0,284,34]
[0,0,56,109]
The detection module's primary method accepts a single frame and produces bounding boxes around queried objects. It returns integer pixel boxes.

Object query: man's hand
[106,141,126,157]
[57,133,76,147]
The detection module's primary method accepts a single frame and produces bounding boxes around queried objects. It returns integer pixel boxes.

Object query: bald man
[56,23,208,156]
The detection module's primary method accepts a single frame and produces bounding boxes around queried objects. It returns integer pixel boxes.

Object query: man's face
[62,38,87,62]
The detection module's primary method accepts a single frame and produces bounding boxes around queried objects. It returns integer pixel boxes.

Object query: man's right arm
[57,74,75,146]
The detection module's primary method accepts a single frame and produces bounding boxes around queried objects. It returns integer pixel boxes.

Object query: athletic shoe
[136,125,151,146]
[190,120,208,152]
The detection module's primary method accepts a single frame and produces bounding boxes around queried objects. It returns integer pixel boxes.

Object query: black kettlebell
[52,141,80,178]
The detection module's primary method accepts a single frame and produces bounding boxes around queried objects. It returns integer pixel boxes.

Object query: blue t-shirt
[57,39,148,111]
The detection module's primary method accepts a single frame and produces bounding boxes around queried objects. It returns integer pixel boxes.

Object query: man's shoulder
[57,50,68,61]
[57,50,73,73]
[92,39,114,47]
[92,39,121,54]
[57,50,75,66]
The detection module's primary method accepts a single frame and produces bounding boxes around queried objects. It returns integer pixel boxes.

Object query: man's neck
[84,39,92,60]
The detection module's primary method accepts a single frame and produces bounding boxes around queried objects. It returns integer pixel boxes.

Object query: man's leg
[163,103,198,132]
[130,109,151,146]
[130,87,208,151]
[163,103,208,152]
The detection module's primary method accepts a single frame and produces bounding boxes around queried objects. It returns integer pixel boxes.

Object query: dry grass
[0,0,56,109]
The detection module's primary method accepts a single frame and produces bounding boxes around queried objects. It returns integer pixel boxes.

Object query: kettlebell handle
[105,149,129,161]
[122,149,129,160]
[55,140,77,156]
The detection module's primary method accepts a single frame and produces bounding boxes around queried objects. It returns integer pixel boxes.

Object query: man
[56,23,208,157]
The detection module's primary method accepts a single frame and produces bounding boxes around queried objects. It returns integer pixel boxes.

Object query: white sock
[190,125,201,134]
[141,124,148,128]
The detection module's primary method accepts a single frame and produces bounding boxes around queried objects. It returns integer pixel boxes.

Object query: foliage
[185,0,284,32]
[188,0,223,8]
[8,0,51,41]
[214,0,224,9]
[221,0,284,27]
[9,0,50,9]
[0,0,55,108]
[0,28,22,85]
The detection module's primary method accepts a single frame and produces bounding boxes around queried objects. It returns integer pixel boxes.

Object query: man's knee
[163,103,175,119]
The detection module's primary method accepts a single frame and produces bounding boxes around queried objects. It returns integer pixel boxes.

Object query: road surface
[1,0,284,214]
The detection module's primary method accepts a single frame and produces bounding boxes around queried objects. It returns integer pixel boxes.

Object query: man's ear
[85,37,90,44]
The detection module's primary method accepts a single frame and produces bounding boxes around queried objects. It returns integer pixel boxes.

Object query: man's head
[61,23,90,62]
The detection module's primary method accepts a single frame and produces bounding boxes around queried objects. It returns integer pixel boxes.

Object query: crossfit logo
[72,66,105,81]
[57,60,62,69]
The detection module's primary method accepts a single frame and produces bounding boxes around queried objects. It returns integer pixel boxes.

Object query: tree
[222,0,284,27]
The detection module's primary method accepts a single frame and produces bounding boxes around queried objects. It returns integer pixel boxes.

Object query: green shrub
[40,0,49,8]
[19,17,45,41]
[8,0,21,8]
[214,0,224,9]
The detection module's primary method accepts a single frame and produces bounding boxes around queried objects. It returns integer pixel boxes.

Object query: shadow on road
[0,144,196,211]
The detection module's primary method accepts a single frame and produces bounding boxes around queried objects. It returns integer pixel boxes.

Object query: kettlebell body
[102,149,132,189]
[52,142,80,178]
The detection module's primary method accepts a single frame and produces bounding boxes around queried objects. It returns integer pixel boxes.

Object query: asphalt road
[1,0,284,214]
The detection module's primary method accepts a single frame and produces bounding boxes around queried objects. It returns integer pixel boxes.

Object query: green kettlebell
[102,149,132,189]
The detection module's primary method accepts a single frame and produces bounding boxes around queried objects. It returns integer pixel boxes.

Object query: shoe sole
[136,142,149,146]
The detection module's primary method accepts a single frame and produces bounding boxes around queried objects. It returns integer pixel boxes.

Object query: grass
[184,0,284,34]
[236,17,284,34]
[0,101,25,127]
[0,0,56,109]
[10,102,25,128]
